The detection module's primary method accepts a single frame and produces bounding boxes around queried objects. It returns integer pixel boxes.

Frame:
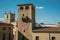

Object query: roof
[5,12,15,15]
[0,22,13,26]
[40,24,57,27]
[17,3,34,6]
[33,27,60,33]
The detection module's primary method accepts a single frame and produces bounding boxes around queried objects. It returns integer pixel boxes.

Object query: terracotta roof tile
[0,22,13,26]
[33,27,60,33]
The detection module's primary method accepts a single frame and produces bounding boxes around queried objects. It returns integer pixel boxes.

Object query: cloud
[39,20,44,23]
[0,18,4,21]
[36,6,44,9]
[40,20,44,22]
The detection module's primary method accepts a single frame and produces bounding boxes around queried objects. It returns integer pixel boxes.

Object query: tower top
[17,3,35,6]
[5,12,15,15]
[5,12,15,23]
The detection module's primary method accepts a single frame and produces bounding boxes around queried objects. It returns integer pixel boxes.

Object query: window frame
[36,36,39,40]
[52,37,56,40]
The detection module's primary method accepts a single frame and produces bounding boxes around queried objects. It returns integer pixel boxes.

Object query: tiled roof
[0,22,13,26]
[33,27,60,33]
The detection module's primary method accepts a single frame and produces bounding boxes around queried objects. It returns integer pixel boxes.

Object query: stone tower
[18,4,35,40]
[5,12,15,23]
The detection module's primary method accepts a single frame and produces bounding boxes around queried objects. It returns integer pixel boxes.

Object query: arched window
[20,7,23,10]
[25,6,29,9]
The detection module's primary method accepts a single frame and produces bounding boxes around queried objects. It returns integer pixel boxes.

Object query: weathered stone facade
[0,3,60,40]
[18,4,35,40]
[17,4,60,40]
[0,13,17,40]
[0,22,13,40]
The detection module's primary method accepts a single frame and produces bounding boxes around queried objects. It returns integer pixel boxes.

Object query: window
[52,37,55,40]
[7,15,8,19]
[25,6,29,9]
[23,30,25,32]
[9,33,11,40]
[9,27,11,30]
[3,27,6,30]
[3,33,5,40]
[20,7,23,10]
[36,36,39,40]
[23,14,24,16]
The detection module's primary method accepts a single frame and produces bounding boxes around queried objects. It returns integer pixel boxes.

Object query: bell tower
[5,12,15,23]
[18,4,35,40]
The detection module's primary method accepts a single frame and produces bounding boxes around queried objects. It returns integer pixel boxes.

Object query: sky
[0,0,60,24]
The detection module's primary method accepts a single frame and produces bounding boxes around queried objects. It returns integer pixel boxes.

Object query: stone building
[5,13,18,40]
[0,12,17,40]
[17,4,60,40]
[0,22,13,40]
[0,3,60,40]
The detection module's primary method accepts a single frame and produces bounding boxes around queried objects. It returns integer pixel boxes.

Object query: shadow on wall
[22,16,32,23]
[18,31,28,40]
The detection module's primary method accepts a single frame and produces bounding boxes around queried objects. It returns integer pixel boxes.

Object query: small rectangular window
[7,15,8,19]
[52,37,55,40]
[36,36,39,40]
